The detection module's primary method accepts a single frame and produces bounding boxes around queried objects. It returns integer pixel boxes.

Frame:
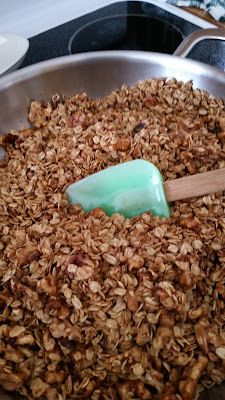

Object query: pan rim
[0,50,225,91]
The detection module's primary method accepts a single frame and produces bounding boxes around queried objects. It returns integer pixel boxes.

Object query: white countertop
[0,0,215,38]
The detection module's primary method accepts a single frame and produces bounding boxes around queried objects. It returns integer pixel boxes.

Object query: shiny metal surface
[0,28,225,399]
[1,48,225,134]
[174,27,225,57]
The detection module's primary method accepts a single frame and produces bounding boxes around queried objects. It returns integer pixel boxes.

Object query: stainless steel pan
[0,28,225,400]
[0,28,225,135]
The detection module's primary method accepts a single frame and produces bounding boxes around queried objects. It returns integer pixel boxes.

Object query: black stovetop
[21,1,225,71]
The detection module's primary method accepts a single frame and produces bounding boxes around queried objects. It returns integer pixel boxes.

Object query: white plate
[0,33,29,76]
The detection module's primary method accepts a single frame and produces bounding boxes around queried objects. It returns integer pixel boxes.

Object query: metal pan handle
[174,28,225,57]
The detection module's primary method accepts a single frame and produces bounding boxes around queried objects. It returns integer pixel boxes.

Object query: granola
[0,78,225,400]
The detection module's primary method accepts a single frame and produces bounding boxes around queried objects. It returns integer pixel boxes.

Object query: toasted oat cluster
[0,79,225,400]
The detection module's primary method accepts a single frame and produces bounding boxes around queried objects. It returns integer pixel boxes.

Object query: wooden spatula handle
[163,168,225,202]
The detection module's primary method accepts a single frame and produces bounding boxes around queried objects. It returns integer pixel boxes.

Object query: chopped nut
[194,319,208,354]
[45,370,64,384]
[45,387,58,400]
[16,244,40,266]
[16,333,35,345]
[88,208,106,218]
[143,96,158,107]
[0,372,23,391]
[30,377,49,398]
[128,255,144,271]
[189,356,208,380]
[67,111,85,127]
[113,138,131,151]
[9,325,26,338]
[218,131,225,143]
[5,345,24,363]
[136,323,150,346]
[132,143,142,157]
[126,290,139,312]
[179,379,197,400]
[179,216,201,231]
[43,330,55,351]
[38,275,58,295]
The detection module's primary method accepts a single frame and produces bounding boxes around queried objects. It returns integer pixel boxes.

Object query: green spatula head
[66,160,170,219]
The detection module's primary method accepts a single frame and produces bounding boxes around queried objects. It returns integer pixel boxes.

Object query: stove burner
[68,14,183,55]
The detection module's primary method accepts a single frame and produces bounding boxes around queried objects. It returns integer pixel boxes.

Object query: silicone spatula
[65,160,225,218]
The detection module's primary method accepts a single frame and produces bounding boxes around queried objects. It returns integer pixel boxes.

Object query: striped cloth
[167,0,225,22]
